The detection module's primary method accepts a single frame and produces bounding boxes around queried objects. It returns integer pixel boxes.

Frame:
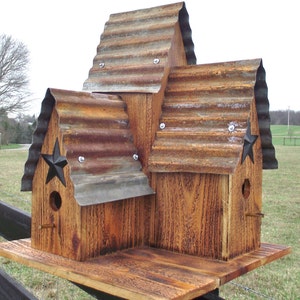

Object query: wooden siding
[81,196,154,259]
[153,172,228,259]
[31,108,83,260]
[226,99,263,259]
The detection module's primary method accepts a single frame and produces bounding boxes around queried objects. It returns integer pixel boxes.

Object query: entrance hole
[242,179,251,199]
[49,191,62,211]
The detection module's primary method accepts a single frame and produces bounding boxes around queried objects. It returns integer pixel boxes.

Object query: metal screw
[78,156,85,163]
[39,223,55,230]
[245,212,265,218]
[99,62,105,68]
[159,122,166,130]
[133,154,139,161]
[228,123,236,132]
[153,58,160,64]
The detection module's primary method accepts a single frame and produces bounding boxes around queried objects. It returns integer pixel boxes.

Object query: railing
[283,136,300,146]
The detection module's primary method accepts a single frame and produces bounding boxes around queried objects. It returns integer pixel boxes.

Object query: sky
[1,0,299,116]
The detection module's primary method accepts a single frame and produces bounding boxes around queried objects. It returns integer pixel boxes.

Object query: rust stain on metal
[21,88,154,204]
[83,2,195,93]
[149,59,277,173]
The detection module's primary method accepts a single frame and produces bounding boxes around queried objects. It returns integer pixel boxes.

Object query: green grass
[0,134,299,299]
[0,143,23,150]
[0,149,31,212]
[271,125,300,146]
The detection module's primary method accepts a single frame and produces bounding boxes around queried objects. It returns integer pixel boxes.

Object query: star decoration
[42,138,68,186]
[241,121,258,164]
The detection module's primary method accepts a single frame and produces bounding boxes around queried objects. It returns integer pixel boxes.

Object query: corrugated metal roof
[21,88,154,205]
[83,2,195,93]
[148,59,277,174]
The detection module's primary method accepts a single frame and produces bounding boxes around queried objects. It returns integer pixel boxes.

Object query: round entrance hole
[49,191,62,211]
[242,179,251,199]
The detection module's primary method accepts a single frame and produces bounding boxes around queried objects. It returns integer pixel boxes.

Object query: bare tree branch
[0,34,31,115]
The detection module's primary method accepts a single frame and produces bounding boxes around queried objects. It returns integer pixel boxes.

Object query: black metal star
[42,138,68,186]
[241,121,258,164]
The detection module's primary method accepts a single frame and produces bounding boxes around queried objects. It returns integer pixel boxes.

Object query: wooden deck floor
[0,239,291,299]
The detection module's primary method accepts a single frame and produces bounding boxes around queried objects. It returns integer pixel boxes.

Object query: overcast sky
[1,0,299,115]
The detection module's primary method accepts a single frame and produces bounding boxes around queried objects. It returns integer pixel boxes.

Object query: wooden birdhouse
[21,89,154,261]
[0,2,290,299]
[21,1,278,262]
[148,60,271,260]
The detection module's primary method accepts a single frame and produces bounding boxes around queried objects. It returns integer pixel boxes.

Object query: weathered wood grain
[31,108,82,260]
[154,173,226,259]
[0,239,290,300]
[225,99,263,259]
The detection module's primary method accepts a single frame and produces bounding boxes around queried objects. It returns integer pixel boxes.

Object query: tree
[0,34,31,116]
[270,110,300,125]
[0,113,36,144]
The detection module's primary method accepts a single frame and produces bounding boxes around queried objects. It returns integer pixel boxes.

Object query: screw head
[228,123,236,132]
[159,122,166,130]
[78,156,85,163]
[133,154,139,161]
[99,62,105,68]
[153,58,160,64]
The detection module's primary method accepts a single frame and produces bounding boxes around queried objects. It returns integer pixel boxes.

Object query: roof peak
[83,2,195,93]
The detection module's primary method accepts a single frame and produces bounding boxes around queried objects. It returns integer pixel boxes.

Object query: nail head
[228,123,236,132]
[78,156,85,163]
[159,122,166,130]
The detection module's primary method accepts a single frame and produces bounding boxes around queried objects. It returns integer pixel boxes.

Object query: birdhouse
[0,2,290,299]
[20,2,279,262]
[148,60,273,261]
[21,89,154,261]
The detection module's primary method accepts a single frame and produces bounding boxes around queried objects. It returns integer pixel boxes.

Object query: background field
[271,125,300,146]
[0,125,299,299]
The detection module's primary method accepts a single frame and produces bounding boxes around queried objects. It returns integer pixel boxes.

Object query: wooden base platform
[0,239,290,299]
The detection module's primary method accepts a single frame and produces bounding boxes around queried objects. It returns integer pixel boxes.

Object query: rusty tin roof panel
[21,89,154,204]
[148,59,277,174]
[83,2,195,93]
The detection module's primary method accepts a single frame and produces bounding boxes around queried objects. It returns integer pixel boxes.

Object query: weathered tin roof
[21,88,154,205]
[148,59,277,174]
[83,2,195,93]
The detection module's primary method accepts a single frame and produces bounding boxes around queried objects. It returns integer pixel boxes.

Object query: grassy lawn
[0,143,23,150]
[271,125,300,146]
[0,129,299,299]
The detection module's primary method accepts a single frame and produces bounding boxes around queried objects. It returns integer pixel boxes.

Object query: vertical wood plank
[31,109,82,260]
[154,173,227,259]
[226,99,263,259]
[81,196,151,258]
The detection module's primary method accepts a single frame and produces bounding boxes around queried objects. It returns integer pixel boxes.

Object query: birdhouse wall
[31,109,83,261]
[168,22,188,66]
[80,195,153,259]
[225,164,262,260]
[119,22,188,174]
[152,99,263,260]
[152,172,228,260]
[120,91,166,176]
[224,101,263,260]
